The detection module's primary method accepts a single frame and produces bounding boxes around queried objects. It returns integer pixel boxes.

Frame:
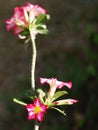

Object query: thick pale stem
[34,121,40,130]
[30,30,37,90]
[34,124,40,130]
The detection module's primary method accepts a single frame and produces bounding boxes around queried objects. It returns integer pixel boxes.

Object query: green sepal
[51,107,66,116]
[13,98,27,106]
[36,24,49,35]
[37,88,46,97]
[24,37,30,44]
[37,88,46,104]
[51,91,68,102]
[37,28,49,35]
[39,94,45,104]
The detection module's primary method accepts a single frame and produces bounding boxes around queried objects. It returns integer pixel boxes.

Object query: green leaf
[20,28,29,36]
[24,89,37,99]
[35,13,46,24]
[51,91,68,102]
[51,107,66,116]
[13,98,27,106]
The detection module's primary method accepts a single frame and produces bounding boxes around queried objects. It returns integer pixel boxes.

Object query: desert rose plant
[6,2,78,130]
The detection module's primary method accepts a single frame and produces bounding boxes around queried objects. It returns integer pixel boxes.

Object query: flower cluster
[6,3,49,40]
[24,78,78,122]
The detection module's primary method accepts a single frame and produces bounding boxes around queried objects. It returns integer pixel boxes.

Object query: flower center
[34,106,41,113]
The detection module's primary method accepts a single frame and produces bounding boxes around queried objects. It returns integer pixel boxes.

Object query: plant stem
[30,30,37,90]
[34,121,40,130]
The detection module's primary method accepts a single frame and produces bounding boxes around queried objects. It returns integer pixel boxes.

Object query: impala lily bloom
[6,3,47,39]
[26,98,47,122]
[40,78,72,97]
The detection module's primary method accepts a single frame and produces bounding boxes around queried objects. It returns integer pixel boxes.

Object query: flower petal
[56,81,72,89]
[53,99,78,106]
[40,104,47,113]
[35,112,44,122]
[33,98,40,106]
[40,78,49,84]
[26,104,34,112]
[28,112,35,120]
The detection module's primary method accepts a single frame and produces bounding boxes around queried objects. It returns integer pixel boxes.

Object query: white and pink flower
[40,78,72,97]
[6,3,46,36]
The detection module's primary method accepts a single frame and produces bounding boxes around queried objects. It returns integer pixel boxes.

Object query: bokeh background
[0,0,98,130]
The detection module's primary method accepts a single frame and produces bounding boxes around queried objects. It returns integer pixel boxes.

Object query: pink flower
[6,3,46,35]
[26,98,47,122]
[40,78,72,97]
[6,7,27,34]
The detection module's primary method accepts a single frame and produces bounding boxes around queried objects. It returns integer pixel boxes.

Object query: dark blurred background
[0,0,98,130]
